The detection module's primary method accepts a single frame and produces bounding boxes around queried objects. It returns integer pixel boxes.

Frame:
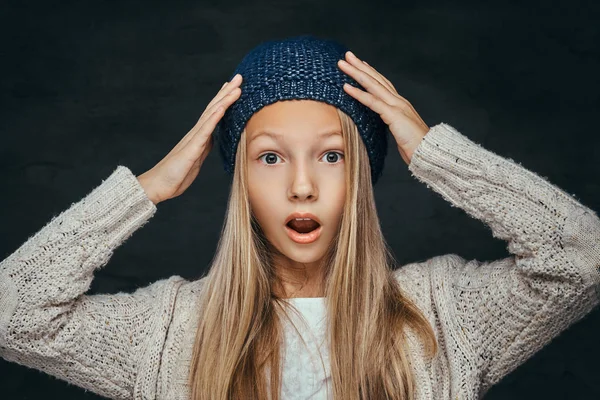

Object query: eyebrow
[249,129,342,144]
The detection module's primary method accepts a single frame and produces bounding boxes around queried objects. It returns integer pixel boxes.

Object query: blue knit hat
[214,34,389,185]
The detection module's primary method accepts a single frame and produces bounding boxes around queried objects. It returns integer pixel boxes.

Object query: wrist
[401,136,425,166]
[136,174,161,205]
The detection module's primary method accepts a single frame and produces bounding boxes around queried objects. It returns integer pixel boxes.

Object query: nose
[287,160,318,201]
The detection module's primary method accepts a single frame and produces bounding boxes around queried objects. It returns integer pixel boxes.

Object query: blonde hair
[188,106,438,399]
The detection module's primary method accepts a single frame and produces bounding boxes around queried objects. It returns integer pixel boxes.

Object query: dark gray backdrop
[1,0,599,398]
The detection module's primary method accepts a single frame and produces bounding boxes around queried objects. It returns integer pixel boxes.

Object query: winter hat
[214,34,389,185]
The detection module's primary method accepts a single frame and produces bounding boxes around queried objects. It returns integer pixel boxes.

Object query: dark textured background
[1,0,599,398]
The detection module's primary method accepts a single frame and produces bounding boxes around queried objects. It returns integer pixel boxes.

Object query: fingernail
[348,51,357,59]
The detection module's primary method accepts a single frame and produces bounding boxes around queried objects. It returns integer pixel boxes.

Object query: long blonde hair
[188,106,438,399]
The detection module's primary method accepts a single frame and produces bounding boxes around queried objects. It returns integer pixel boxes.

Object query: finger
[174,78,241,152]
[344,51,397,95]
[171,87,241,156]
[345,52,414,110]
[201,83,230,116]
[342,83,400,126]
[184,87,241,147]
[206,75,242,111]
[346,52,426,127]
[345,82,428,135]
[338,58,401,108]
[357,58,397,95]
[183,104,229,160]
[345,52,414,107]
[345,81,428,130]
[199,87,242,131]
[180,105,225,162]
[204,74,243,113]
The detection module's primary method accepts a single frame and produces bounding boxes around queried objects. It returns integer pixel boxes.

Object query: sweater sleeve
[407,123,600,395]
[0,165,186,400]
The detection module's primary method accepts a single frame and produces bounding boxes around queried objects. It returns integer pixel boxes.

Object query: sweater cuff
[408,122,583,211]
[75,166,157,250]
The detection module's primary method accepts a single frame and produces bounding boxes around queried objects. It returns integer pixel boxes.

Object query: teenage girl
[1,35,598,400]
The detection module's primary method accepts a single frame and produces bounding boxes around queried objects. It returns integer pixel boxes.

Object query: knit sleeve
[407,123,600,395]
[0,165,186,400]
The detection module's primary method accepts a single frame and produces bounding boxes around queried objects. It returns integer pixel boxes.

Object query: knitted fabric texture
[214,34,389,185]
[1,123,600,399]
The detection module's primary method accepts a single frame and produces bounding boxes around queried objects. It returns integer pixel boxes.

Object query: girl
[1,35,598,400]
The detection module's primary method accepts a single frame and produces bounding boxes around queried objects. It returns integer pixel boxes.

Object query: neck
[272,257,326,298]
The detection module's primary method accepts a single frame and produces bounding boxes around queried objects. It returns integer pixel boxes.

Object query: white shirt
[280,297,332,399]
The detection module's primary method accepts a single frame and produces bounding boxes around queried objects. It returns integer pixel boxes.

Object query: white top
[280,297,332,399]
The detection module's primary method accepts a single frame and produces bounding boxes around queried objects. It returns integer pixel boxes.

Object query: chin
[281,247,326,264]
[268,233,331,265]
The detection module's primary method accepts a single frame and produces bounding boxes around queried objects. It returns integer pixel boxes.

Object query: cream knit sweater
[1,122,599,400]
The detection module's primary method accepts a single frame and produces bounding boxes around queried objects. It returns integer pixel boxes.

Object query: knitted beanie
[214,34,389,185]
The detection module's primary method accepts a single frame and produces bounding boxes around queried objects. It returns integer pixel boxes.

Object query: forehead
[246,100,342,142]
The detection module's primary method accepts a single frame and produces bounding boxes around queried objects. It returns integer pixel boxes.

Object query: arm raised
[0,166,186,399]
[407,123,600,395]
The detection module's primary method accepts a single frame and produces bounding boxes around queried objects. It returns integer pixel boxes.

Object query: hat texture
[214,34,389,185]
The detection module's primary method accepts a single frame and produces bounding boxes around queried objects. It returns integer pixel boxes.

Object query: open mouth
[285,220,322,244]
[286,218,321,234]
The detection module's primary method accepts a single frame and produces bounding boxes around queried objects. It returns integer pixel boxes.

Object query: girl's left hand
[337,51,430,166]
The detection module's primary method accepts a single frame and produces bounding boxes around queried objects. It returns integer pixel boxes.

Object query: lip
[285,225,323,244]
[285,212,322,226]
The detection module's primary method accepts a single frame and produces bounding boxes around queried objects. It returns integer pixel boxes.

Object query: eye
[258,152,282,165]
[320,151,344,164]
[258,151,345,166]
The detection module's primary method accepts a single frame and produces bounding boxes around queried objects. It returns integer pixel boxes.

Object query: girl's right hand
[137,74,242,205]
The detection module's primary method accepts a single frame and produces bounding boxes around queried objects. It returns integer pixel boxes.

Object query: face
[245,99,346,274]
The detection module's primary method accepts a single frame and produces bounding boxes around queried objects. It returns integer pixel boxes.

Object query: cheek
[248,179,280,230]
[324,174,346,207]
[313,177,346,232]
